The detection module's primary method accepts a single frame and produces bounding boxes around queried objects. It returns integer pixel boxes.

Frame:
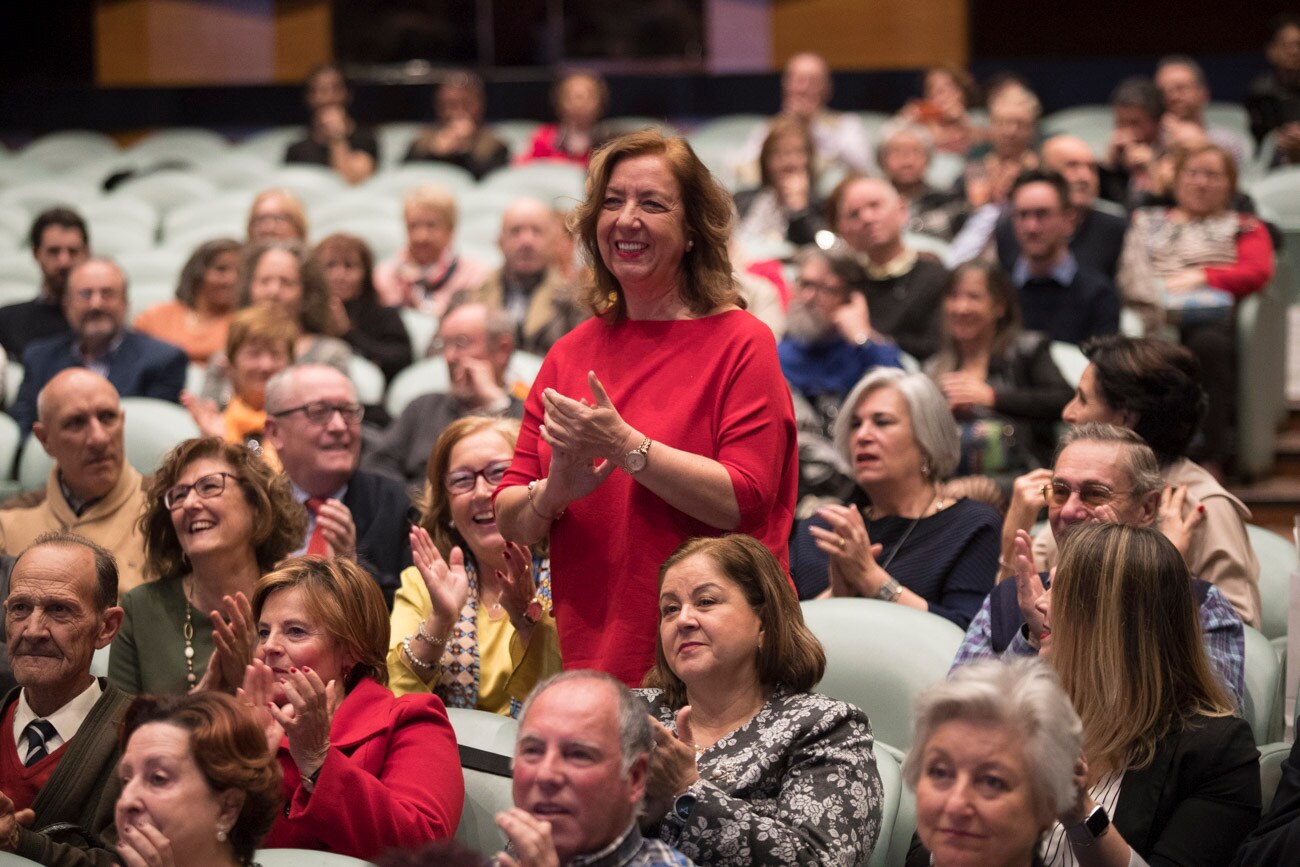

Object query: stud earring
[448,519,456,528]
[216,827,228,843]
[921,457,931,479]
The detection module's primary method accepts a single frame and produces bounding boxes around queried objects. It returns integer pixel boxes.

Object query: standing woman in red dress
[496,130,799,686]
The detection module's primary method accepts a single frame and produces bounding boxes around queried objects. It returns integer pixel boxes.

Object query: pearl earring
[448,519,456,528]
[216,828,228,842]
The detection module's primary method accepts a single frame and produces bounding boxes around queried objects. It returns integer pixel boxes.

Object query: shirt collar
[568,822,643,867]
[1013,251,1078,286]
[57,472,103,517]
[14,678,103,751]
[862,247,918,280]
[291,481,348,504]
[71,331,125,365]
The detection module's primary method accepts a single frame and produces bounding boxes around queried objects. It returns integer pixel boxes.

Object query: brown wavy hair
[237,240,332,336]
[571,130,742,322]
[643,534,825,708]
[121,692,283,866]
[175,238,242,309]
[308,232,379,304]
[139,437,307,582]
[1051,523,1233,778]
[252,555,390,691]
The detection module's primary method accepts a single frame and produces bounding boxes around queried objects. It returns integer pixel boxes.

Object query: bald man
[0,370,149,593]
[475,197,584,355]
[993,135,1128,280]
[739,52,875,184]
[828,176,948,361]
[8,258,187,437]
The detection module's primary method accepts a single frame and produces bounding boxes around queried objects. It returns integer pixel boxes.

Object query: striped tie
[22,719,58,767]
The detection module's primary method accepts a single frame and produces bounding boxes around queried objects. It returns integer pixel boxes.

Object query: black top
[987,331,1074,466]
[403,129,510,180]
[285,127,379,166]
[790,497,1001,629]
[995,206,1128,281]
[1246,70,1300,147]
[0,297,69,364]
[861,255,948,362]
[343,297,411,383]
[341,469,415,605]
[731,187,824,246]
[1015,263,1120,346]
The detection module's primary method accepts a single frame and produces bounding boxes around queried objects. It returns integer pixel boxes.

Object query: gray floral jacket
[637,687,883,867]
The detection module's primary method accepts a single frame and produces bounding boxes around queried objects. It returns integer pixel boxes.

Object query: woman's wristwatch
[1066,804,1111,847]
[875,577,903,602]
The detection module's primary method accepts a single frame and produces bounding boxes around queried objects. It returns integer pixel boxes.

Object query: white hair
[832,367,960,480]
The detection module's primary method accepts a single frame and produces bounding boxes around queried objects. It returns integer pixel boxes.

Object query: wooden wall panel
[771,0,966,70]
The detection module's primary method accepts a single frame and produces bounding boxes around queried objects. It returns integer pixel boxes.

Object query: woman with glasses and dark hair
[109,437,306,696]
[387,417,559,713]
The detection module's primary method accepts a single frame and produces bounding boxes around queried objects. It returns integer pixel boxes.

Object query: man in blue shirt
[778,247,901,437]
[1009,170,1121,346]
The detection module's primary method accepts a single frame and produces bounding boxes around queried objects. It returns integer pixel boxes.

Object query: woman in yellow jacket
[387,417,559,714]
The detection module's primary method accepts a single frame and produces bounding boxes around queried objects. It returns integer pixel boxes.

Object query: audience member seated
[903,658,1083,867]
[404,70,510,179]
[496,131,798,686]
[115,692,282,867]
[242,556,464,858]
[474,197,585,355]
[1008,170,1121,345]
[110,437,304,695]
[263,365,413,599]
[926,261,1071,478]
[1022,524,1257,864]
[1,532,129,865]
[374,184,490,315]
[956,424,1246,707]
[779,246,902,437]
[9,259,188,439]
[1052,336,1261,626]
[363,300,524,488]
[387,418,559,714]
[740,52,873,184]
[1156,55,1248,169]
[520,69,608,167]
[1100,77,1165,209]
[133,238,241,366]
[638,534,882,866]
[284,64,377,185]
[1,370,150,592]
[1117,142,1274,470]
[967,84,1041,204]
[827,175,948,361]
[309,233,411,382]
[499,670,694,867]
[183,306,296,468]
[879,120,968,241]
[246,188,309,245]
[734,118,825,246]
[0,208,87,361]
[1246,12,1300,167]
[995,135,1128,280]
[791,369,1000,626]
[900,65,983,155]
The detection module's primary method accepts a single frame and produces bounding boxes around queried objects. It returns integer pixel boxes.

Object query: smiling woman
[108,437,306,696]
[495,130,798,686]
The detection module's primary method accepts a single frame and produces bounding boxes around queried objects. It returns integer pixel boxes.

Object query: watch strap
[1066,804,1111,847]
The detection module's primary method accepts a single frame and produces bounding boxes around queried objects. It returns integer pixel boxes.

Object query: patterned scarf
[435,556,552,717]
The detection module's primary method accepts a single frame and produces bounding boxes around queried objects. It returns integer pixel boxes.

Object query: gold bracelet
[527,479,564,520]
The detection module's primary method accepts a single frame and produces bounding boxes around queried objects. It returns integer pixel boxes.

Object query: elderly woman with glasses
[110,437,307,695]
[387,417,560,714]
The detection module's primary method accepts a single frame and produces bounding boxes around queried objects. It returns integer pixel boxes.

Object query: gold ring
[838,536,847,549]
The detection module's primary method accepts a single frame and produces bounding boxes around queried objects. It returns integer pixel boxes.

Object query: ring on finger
[837,535,847,549]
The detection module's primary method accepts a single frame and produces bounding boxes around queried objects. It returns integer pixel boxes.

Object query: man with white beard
[778,247,901,436]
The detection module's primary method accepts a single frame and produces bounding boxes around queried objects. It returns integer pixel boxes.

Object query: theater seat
[447,707,516,855]
[1247,524,1294,642]
[1260,740,1293,813]
[799,598,965,753]
[253,850,375,867]
[869,744,901,867]
[1243,623,1284,745]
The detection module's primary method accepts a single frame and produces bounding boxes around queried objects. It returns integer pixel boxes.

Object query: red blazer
[262,678,464,859]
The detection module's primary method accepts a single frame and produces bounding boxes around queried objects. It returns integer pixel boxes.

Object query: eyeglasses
[272,401,364,425]
[444,461,512,494]
[794,276,845,298]
[1042,481,1130,508]
[429,335,479,355]
[163,472,239,510]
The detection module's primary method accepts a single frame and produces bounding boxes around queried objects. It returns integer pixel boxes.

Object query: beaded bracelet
[415,620,449,646]
[402,635,438,671]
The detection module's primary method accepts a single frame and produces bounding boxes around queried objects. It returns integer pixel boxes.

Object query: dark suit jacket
[9,330,188,436]
[1231,736,1300,865]
[0,297,69,364]
[343,469,414,604]
[5,680,133,867]
[995,206,1128,281]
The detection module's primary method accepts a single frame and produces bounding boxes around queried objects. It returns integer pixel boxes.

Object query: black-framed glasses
[272,401,364,425]
[1042,481,1130,508]
[164,472,239,510]
[444,461,512,494]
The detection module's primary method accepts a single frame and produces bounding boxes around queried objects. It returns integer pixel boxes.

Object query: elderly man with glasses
[950,422,1244,707]
[263,364,412,603]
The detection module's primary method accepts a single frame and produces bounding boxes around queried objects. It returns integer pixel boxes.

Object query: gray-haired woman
[904,658,1085,867]
[790,368,1000,628]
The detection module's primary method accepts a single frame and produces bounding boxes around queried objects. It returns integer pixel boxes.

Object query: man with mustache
[949,423,1244,707]
[0,531,130,865]
[7,259,187,438]
[0,369,149,593]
